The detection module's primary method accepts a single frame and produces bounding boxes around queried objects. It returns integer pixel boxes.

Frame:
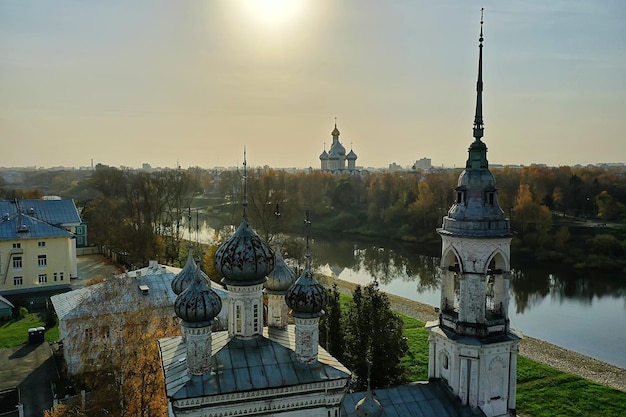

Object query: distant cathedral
[319,121,358,174]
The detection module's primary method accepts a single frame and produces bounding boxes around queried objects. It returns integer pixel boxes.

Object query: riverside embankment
[329,278,626,393]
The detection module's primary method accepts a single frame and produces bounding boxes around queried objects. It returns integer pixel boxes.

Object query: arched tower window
[485,255,506,322]
[485,187,496,206]
[455,187,466,205]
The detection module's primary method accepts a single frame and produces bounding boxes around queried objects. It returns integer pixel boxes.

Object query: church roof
[159,326,350,401]
[341,381,486,417]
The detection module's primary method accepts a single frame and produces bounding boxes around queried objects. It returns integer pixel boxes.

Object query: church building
[159,167,351,416]
[319,121,358,174]
[426,12,520,417]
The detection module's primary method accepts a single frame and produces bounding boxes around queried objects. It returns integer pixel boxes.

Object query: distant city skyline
[1,0,624,169]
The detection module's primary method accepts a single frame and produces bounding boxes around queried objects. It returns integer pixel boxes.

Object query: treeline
[5,163,625,270]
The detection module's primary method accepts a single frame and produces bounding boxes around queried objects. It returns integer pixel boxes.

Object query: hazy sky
[1,0,625,169]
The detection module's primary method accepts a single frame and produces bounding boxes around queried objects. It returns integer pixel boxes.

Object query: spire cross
[473,8,485,141]
[304,210,311,270]
[274,203,282,246]
[242,146,248,219]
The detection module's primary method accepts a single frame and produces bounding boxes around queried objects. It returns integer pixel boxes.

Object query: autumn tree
[57,275,179,417]
[513,183,552,244]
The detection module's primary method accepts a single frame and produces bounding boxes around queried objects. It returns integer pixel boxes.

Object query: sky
[1,0,625,169]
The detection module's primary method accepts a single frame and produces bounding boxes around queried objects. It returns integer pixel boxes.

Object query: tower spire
[242,146,248,220]
[473,8,485,141]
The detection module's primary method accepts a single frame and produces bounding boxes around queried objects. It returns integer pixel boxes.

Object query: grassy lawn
[0,312,59,348]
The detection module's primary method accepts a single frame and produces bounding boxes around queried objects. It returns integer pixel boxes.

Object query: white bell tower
[427,10,520,417]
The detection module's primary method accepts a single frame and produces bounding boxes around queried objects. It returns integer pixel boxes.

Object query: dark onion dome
[174,265,222,326]
[319,149,329,160]
[355,392,383,417]
[285,267,328,318]
[347,149,357,160]
[265,247,296,294]
[332,124,340,136]
[171,248,197,295]
[214,218,275,286]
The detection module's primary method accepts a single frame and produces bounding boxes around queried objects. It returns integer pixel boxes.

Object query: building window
[12,243,21,249]
[53,273,58,281]
[13,276,23,286]
[443,353,449,370]
[38,241,46,247]
[456,190,465,204]
[38,255,47,268]
[253,303,259,333]
[38,274,47,283]
[235,305,242,333]
[13,256,22,270]
[485,191,495,206]
[60,272,64,281]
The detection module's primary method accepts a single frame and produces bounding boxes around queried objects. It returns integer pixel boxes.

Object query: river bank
[327,277,626,393]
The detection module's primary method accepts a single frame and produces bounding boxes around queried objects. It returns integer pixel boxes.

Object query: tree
[319,284,345,363]
[57,275,179,416]
[342,283,408,391]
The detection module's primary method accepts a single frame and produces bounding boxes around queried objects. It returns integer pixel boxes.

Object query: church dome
[439,139,512,238]
[330,141,346,157]
[355,392,383,417]
[285,267,328,318]
[319,150,328,160]
[347,149,357,160]
[328,147,342,160]
[265,247,296,293]
[214,218,275,286]
[174,265,222,326]
[171,248,198,295]
[332,125,340,136]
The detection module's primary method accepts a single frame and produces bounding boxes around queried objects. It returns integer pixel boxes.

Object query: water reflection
[187,215,626,367]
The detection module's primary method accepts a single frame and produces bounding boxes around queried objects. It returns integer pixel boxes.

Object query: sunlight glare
[239,0,307,28]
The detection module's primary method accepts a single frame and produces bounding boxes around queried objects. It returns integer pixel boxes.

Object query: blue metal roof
[0,199,81,226]
[341,382,486,417]
[160,326,351,401]
[0,214,75,240]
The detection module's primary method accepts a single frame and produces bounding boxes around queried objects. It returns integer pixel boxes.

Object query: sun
[239,0,307,28]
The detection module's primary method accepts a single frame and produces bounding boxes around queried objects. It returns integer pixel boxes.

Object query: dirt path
[329,278,626,392]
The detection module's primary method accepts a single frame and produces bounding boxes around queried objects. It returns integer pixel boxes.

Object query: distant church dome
[319,150,328,160]
[214,217,275,286]
[265,247,296,293]
[347,149,357,160]
[332,124,340,136]
[174,265,222,326]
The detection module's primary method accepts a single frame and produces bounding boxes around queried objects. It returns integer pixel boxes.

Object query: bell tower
[427,10,520,417]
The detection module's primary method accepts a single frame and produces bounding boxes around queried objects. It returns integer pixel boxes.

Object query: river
[192,219,626,369]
